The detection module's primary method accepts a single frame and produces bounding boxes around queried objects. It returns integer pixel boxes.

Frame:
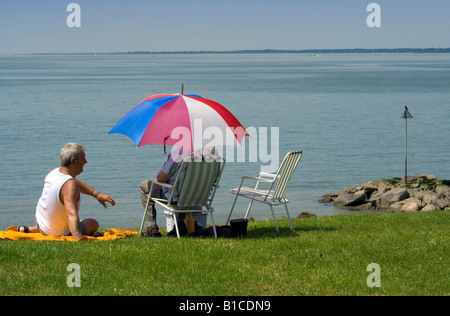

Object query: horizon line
[2,47,450,56]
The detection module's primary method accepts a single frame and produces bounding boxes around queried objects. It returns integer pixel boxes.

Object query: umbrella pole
[181,83,184,95]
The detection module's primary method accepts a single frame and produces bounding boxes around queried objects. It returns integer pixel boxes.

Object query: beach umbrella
[108,93,249,153]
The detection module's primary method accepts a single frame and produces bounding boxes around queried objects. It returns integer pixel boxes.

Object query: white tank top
[35,168,79,236]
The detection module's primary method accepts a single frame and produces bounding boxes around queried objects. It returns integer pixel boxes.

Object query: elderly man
[139,146,220,237]
[139,151,187,237]
[18,143,115,241]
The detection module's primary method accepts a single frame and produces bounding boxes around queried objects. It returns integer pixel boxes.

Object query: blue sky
[1,0,449,54]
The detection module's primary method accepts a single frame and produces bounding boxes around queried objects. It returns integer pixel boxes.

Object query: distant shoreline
[3,48,450,56]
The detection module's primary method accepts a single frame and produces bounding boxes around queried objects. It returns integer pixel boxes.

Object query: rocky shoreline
[320,174,450,212]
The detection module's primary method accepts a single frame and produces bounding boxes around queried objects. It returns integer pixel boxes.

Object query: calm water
[1,53,450,229]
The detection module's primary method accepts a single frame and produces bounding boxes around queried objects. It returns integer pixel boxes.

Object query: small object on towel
[17,225,29,233]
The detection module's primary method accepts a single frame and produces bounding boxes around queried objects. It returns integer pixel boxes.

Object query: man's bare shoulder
[62,178,78,190]
[60,178,80,204]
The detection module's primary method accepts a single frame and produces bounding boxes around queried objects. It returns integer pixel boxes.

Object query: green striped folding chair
[226,151,303,232]
[140,156,225,239]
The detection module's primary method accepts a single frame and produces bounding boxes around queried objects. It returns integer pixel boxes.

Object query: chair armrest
[259,172,278,179]
[149,179,174,189]
[242,176,274,183]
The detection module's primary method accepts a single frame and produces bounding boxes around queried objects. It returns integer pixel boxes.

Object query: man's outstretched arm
[75,179,116,208]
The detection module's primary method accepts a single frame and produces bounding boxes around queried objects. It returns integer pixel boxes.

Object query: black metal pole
[405,116,408,184]
[402,106,412,185]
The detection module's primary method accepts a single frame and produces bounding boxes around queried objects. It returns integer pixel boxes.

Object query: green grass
[1,211,448,296]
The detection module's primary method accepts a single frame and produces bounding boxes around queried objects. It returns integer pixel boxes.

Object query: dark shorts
[65,221,88,236]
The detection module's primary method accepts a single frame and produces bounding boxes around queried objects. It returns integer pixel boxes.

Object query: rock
[362,180,380,188]
[322,175,450,212]
[401,175,420,184]
[334,190,367,207]
[361,181,379,198]
[355,202,375,210]
[404,197,422,206]
[437,198,450,210]
[318,193,338,203]
[338,187,355,195]
[420,173,438,180]
[407,189,425,201]
[368,191,383,206]
[400,198,422,212]
[423,193,439,206]
[436,186,450,198]
[380,188,409,207]
[422,204,438,212]
[297,211,317,218]
[390,201,404,211]
[377,181,392,193]
[381,178,401,186]
[417,175,439,190]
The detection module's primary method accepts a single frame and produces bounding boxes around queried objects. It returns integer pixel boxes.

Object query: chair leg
[244,200,254,219]
[173,213,181,239]
[269,205,279,232]
[139,211,146,236]
[139,195,151,236]
[210,212,217,239]
[245,179,260,219]
[284,203,293,230]
[226,192,240,225]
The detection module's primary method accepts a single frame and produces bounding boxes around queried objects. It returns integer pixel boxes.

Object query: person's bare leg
[80,218,99,235]
[19,220,99,235]
[18,226,39,233]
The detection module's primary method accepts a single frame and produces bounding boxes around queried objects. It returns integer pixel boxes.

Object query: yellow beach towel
[0,226,137,242]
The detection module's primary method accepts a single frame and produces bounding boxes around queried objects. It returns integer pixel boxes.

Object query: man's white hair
[60,143,85,167]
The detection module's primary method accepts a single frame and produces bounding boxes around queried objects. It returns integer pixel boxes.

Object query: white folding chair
[140,156,225,239]
[226,151,302,232]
